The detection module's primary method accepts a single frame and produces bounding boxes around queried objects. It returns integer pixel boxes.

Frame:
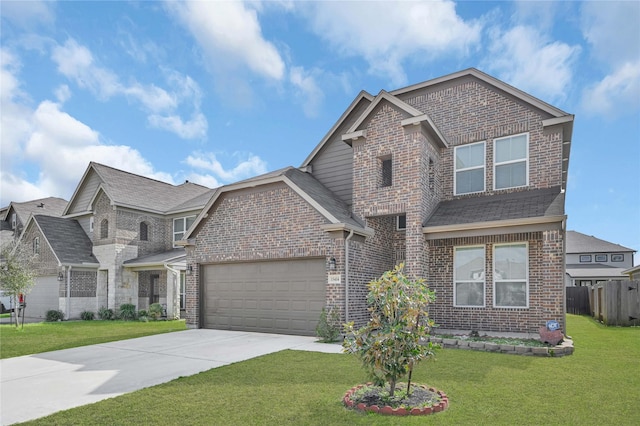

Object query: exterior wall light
[187,265,193,275]
[57,272,64,281]
[329,257,337,271]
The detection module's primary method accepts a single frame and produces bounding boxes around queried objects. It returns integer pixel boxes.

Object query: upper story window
[89,217,94,233]
[100,219,109,239]
[611,254,624,262]
[140,222,149,241]
[397,214,406,231]
[455,141,485,195]
[579,255,592,263]
[494,243,528,308]
[428,158,435,191]
[173,216,196,246]
[11,213,17,229]
[595,254,607,262]
[33,237,40,255]
[494,133,528,190]
[454,246,485,307]
[381,157,392,187]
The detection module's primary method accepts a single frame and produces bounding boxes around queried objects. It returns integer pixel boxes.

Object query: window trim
[33,236,40,255]
[11,213,17,229]
[100,219,109,239]
[173,215,197,247]
[453,245,486,308]
[493,132,529,191]
[454,141,486,196]
[594,254,607,262]
[140,221,149,241]
[611,254,624,262]
[493,242,529,309]
[89,216,94,233]
[579,255,592,263]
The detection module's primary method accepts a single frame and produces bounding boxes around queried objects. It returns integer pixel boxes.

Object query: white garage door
[26,276,60,319]
[202,258,326,336]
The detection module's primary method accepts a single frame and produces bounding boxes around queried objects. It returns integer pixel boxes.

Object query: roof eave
[423,215,567,237]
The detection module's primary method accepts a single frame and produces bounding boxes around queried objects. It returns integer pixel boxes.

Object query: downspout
[65,266,71,319]
[344,229,354,323]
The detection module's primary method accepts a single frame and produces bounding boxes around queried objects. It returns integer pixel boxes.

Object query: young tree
[0,241,36,328]
[343,263,437,396]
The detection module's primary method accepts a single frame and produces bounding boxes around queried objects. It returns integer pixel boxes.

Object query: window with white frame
[180,271,186,310]
[173,216,196,246]
[494,133,528,190]
[454,246,485,307]
[33,237,40,255]
[494,243,528,308]
[455,141,485,195]
[89,216,94,232]
[11,213,17,229]
[396,214,406,231]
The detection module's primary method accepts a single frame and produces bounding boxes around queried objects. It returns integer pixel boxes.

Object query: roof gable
[341,91,448,148]
[4,197,68,224]
[64,162,213,216]
[185,167,371,241]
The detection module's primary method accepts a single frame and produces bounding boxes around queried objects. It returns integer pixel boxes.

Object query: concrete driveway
[0,329,342,425]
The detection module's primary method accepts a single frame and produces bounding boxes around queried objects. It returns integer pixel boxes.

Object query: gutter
[344,229,354,323]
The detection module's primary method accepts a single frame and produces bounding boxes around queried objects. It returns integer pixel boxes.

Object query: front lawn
[21,315,640,425]
[0,320,186,359]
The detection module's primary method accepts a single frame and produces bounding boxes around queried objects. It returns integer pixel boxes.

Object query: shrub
[343,263,437,396]
[316,306,342,342]
[119,303,137,321]
[80,310,95,321]
[45,309,65,322]
[148,303,164,320]
[98,306,114,320]
[138,309,147,317]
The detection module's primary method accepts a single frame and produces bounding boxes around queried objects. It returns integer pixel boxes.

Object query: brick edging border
[343,383,449,416]
[427,336,574,356]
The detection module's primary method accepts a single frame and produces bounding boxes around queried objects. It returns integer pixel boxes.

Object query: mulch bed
[343,382,448,416]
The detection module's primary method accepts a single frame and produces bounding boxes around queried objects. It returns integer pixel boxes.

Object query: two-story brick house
[15,162,213,320]
[183,68,574,336]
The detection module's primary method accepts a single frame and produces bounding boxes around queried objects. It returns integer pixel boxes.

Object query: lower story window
[454,246,485,307]
[493,243,528,308]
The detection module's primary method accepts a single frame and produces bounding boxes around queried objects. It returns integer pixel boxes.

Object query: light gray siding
[66,171,102,215]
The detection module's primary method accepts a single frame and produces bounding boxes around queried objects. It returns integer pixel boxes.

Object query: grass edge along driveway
[19,315,640,426]
[0,320,186,359]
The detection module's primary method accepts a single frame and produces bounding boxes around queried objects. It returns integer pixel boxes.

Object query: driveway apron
[0,329,342,425]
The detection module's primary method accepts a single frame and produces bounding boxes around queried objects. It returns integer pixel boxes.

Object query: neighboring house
[565,230,636,286]
[183,68,574,336]
[623,265,640,280]
[0,197,68,246]
[16,162,214,320]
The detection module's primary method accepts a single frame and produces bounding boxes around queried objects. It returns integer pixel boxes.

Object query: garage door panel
[203,258,326,336]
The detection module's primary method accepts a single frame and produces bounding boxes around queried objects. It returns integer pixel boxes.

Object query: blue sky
[1,1,639,260]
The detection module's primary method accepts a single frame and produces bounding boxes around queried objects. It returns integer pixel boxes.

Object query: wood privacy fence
[566,286,590,315]
[589,280,640,326]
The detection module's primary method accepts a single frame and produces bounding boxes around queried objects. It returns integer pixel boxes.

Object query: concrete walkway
[0,329,343,425]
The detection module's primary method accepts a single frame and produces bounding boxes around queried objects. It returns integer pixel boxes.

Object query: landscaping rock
[539,327,564,345]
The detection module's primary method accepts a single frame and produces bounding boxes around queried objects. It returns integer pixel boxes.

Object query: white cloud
[54,84,71,103]
[185,152,268,184]
[484,25,581,103]
[168,1,285,81]
[0,0,54,28]
[148,113,208,140]
[298,0,481,86]
[50,38,206,139]
[579,2,640,116]
[581,60,640,116]
[581,1,640,66]
[289,66,324,117]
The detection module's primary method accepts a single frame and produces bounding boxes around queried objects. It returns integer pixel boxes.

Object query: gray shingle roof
[566,230,635,254]
[424,187,564,227]
[91,163,212,214]
[35,215,97,265]
[284,168,366,229]
[123,248,185,266]
[6,197,68,224]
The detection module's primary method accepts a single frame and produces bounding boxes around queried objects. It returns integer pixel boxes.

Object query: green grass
[19,315,640,425]
[0,320,187,359]
[0,312,9,318]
